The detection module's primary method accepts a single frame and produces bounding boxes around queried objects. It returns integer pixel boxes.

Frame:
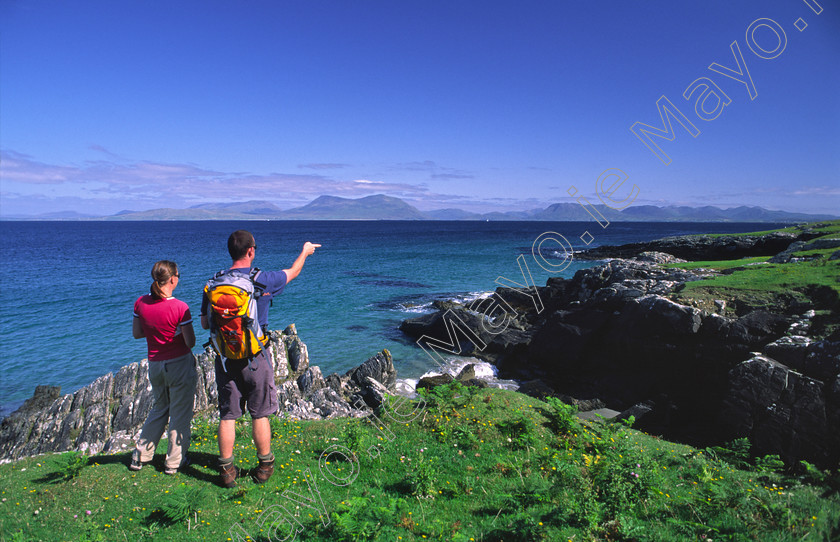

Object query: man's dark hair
[228,230,255,260]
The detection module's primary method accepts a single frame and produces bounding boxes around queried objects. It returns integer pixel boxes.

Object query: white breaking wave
[395,300,436,313]
[451,291,494,306]
[393,291,495,314]
[394,356,519,398]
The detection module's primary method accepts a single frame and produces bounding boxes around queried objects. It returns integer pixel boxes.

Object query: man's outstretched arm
[283,242,320,283]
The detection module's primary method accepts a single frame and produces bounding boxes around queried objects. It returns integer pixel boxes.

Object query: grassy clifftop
[2,383,838,541]
[700,220,840,239]
[3,222,838,541]
[670,220,840,332]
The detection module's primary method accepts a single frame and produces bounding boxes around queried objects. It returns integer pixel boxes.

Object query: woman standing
[130,260,197,475]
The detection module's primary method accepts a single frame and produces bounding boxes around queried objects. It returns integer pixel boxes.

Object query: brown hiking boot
[251,457,274,484]
[220,462,240,488]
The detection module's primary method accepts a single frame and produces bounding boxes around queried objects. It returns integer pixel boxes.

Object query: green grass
[665,256,772,270]
[672,259,840,318]
[680,260,839,294]
[702,226,800,238]
[698,219,840,239]
[665,220,840,321]
[790,246,840,259]
[665,231,840,319]
[2,383,838,541]
[809,221,840,236]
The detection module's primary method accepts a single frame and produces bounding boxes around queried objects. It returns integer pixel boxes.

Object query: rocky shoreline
[401,225,840,468]
[0,324,398,463]
[574,224,833,261]
[3,223,838,469]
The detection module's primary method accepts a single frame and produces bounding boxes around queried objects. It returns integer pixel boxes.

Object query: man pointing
[201,230,320,487]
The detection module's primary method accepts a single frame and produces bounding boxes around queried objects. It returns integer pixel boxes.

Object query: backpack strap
[247,267,269,372]
[212,267,265,290]
[249,267,267,295]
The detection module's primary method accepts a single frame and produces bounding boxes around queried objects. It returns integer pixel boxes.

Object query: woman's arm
[180,321,196,349]
[132,317,145,339]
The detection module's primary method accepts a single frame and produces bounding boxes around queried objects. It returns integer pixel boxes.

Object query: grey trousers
[135,352,197,469]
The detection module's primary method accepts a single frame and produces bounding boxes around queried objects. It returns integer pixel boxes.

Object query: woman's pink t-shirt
[133,295,192,361]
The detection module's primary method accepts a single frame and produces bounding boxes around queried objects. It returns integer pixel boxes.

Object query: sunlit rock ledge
[0,324,398,463]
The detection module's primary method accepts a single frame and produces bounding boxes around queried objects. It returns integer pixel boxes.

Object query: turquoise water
[0,220,786,414]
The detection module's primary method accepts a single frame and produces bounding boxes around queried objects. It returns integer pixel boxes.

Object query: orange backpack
[204,268,268,370]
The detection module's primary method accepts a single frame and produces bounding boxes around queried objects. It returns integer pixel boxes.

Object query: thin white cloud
[398,160,438,171]
[791,186,840,196]
[431,173,474,180]
[687,185,840,203]
[393,160,474,181]
[10,150,830,217]
[0,149,436,214]
[0,150,76,184]
[88,145,125,160]
[298,163,351,170]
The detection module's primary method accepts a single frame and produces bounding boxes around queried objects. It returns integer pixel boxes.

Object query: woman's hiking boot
[251,456,274,484]
[220,462,240,488]
[128,449,148,471]
[165,456,191,475]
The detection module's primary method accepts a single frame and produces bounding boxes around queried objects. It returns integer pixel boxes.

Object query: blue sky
[1,0,838,216]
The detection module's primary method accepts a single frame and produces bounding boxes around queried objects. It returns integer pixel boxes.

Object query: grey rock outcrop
[768,241,807,263]
[416,374,454,390]
[769,237,840,263]
[763,337,840,382]
[413,364,492,393]
[0,328,396,462]
[297,366,326,396]
[400,249,839,467]
[345,349,397,390]
[718,354,839,467]
[274,349,400,415]
[577,229,816,261]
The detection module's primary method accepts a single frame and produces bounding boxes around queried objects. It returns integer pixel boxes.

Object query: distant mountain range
[4,194,838,222]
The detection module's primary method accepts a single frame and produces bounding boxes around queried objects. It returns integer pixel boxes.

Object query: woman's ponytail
[150,260,178,299]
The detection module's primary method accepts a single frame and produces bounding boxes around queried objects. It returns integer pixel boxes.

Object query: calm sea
[0,220,787,416]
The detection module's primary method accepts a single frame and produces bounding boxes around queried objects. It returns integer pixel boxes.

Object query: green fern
[158,483,207,524]
[755,454,785,473]
[330,495,409,542]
